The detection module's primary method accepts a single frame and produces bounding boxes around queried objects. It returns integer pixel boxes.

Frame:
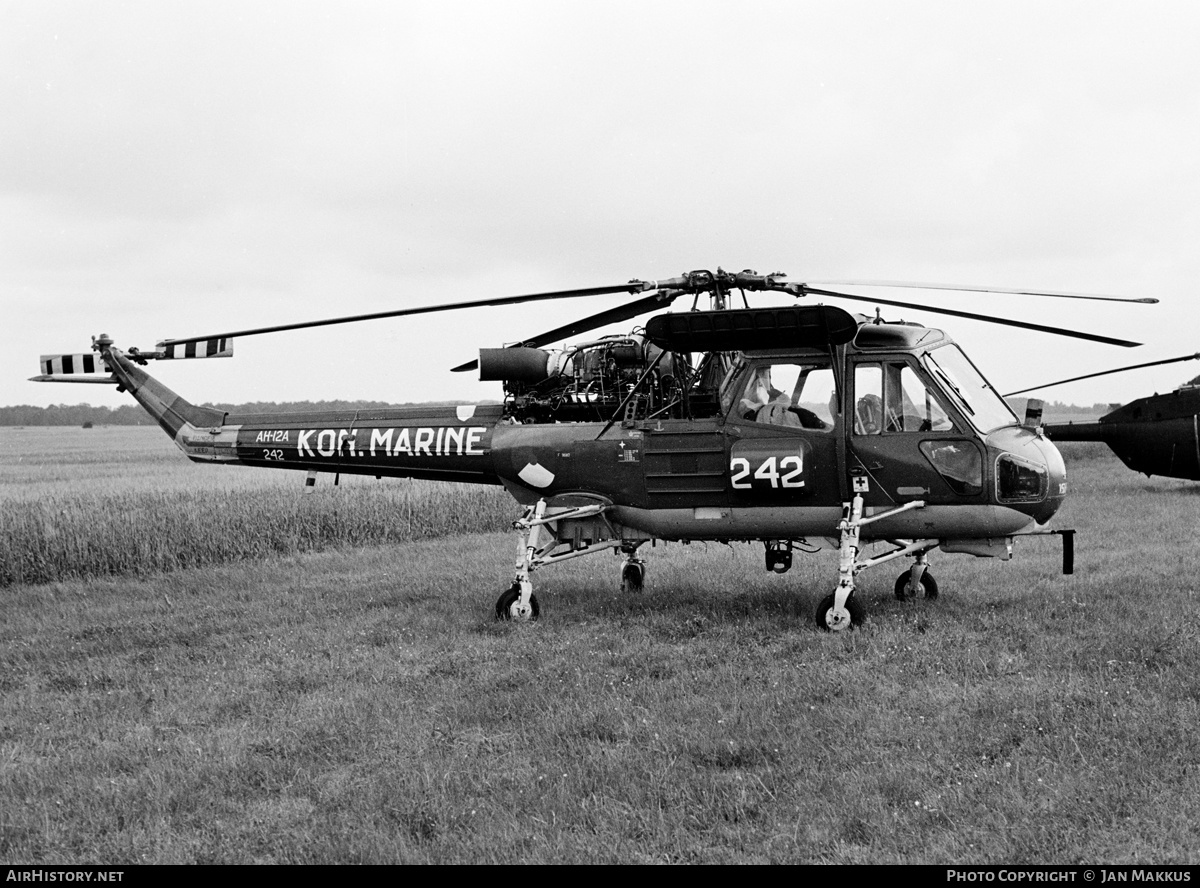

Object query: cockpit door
[848,358,986,507]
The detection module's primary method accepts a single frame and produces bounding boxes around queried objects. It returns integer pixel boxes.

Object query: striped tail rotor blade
[155,337,234,359]
[31,352,118,384]
[39,353,107,375]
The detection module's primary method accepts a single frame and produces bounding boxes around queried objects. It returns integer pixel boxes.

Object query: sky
[4,0,1199,412]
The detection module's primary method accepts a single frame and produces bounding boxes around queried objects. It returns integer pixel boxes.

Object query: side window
[892,365,956,432]
[796,367,836,428]
[854,364,884,435]
[854,362,958,435]
[921,441,983,494]
[735,362,835,431]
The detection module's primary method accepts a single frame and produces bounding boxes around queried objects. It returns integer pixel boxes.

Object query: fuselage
[104,315,1068,548]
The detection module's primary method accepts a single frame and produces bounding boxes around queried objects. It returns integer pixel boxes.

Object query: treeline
[1,404,153,426]
[0,400,430,426]
[1007,398,1114,419]
[6,398,1111,427]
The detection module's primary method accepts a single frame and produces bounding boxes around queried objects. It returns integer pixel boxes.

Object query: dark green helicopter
[32,269,1153,630]
[1009,354,1200,480]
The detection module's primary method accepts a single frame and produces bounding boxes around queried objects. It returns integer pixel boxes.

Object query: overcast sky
[4,0,1199,411]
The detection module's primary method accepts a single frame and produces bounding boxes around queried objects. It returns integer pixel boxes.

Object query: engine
[479,334,717,424]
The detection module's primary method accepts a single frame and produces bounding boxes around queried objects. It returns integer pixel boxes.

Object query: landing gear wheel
[495,584,540,622]
[620,561,645,594]
[894,570,938,601]
[815,592,865,632]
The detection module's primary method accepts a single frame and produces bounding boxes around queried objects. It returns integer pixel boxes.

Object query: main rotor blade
[157,281,654,348]
[451,290,683,372]
[797,286,1143,347]
[808,280,1157,304]
[1004,353,1200,396]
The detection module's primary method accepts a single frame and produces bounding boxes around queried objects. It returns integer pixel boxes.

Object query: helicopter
[32,268,1154,630]
[1007,354,1200,481]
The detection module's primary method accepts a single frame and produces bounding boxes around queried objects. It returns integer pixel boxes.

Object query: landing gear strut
[815,490,930,632]
[496,500,548,622]
[817,493,868,632]
[495,498,629,622]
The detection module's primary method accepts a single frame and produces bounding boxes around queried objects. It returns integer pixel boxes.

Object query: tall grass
[0,482,514,586]
[0,426,513,586]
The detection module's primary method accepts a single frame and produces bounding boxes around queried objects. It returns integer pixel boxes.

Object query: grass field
[2,428,1199,863]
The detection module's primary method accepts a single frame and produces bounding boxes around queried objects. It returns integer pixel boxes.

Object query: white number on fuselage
[730,454,804,490]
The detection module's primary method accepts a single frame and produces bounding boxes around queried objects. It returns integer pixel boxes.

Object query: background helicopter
[1007,354,1200,481]
[32,269,1154,630]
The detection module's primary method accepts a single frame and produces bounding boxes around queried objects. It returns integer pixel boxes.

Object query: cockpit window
[853,362,958,435]
[923,344,1017,433]
[733,360,836,431]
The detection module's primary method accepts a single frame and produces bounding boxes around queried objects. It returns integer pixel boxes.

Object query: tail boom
[223,404,504,484]
[1045,417,1200,480]
[91,343,502,483]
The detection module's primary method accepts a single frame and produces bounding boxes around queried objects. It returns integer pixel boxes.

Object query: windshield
[924,344,1018,433]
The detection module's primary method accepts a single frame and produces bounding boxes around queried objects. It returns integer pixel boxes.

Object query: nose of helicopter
[987,427,1068,526]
